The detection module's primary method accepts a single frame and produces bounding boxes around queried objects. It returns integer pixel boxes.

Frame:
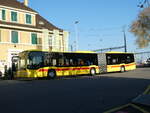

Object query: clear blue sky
[20,0,149,53]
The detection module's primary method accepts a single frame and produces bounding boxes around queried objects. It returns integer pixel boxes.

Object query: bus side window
[80,60,84,66]
[58,59,64,66]
[70,59,74,66]
[77,59,84,66]
[64,59,69,66]
[112,58,118,64]
[126,55,131,63]
[44,53,52,66]
[112,59,116,64]
[52,59,57,66]
[86,61,90,66]
[77,59,81,66]
[121,58,126,63]
[74,59,78,66]
[120,55,125,63]
[107,56,112,65]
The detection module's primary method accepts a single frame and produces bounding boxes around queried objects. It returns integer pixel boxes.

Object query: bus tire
[120,66,125,73]
[47,70,56,79]
[90,68,96,76]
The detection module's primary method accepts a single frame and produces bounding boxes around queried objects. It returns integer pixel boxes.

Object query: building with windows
[0,0,69,75]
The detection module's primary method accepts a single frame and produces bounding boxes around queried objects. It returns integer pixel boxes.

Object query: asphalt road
[0,68,150,113]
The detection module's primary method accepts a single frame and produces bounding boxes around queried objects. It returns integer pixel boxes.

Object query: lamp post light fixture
[74,21,79,51]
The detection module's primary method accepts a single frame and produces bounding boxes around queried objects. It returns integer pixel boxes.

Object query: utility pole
[74,21,79,51]
[70,45,73,51]
[123,26,127,52]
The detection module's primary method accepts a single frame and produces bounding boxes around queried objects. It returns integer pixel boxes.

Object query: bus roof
[75,51,96,53]
[22,49,96,54]
[106,51,133,54]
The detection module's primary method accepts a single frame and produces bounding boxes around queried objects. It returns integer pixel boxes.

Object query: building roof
[0,0,36,13]
[36,15,62,31]
[0,0,63,31]
[0,14,63,31]
[0,15,62,31]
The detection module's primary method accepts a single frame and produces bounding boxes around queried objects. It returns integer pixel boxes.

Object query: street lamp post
[123,26,127,52]
[74,21,79,51]
[123,30,127,52]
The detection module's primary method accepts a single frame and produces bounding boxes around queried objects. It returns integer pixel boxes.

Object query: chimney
[24,0,28,6]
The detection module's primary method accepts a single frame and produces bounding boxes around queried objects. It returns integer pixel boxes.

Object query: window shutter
[2,10,6,20]
[31,33,37,44]
[26,14,31,24]
[11,31,18,43]
[0,30,1,42]
[11,12,17,22]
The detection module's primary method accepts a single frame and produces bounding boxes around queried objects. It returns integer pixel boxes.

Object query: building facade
[0,0,69,75]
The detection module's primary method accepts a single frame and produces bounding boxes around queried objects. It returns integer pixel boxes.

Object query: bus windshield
[27,51,44,69]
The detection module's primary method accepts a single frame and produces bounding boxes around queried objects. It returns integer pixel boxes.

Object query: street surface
[0,68,150,113]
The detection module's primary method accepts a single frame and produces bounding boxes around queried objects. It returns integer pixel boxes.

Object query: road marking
[103,103,149,113]
[103,104,130,113]
[131,104,149,113]
[143,85,150,95]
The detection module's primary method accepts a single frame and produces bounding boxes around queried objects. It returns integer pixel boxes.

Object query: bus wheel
[120,66,125,73]
[90,68,96,76]
[47,70,56,79]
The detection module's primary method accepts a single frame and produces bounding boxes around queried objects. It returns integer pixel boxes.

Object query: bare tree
[130,7,150,48]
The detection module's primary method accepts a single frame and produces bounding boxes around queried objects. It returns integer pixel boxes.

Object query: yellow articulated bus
[14,50,136,79]
[98,51,136,73]
[14,50,100,79]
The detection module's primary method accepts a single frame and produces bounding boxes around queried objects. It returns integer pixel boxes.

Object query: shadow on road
[0,75,149,113]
